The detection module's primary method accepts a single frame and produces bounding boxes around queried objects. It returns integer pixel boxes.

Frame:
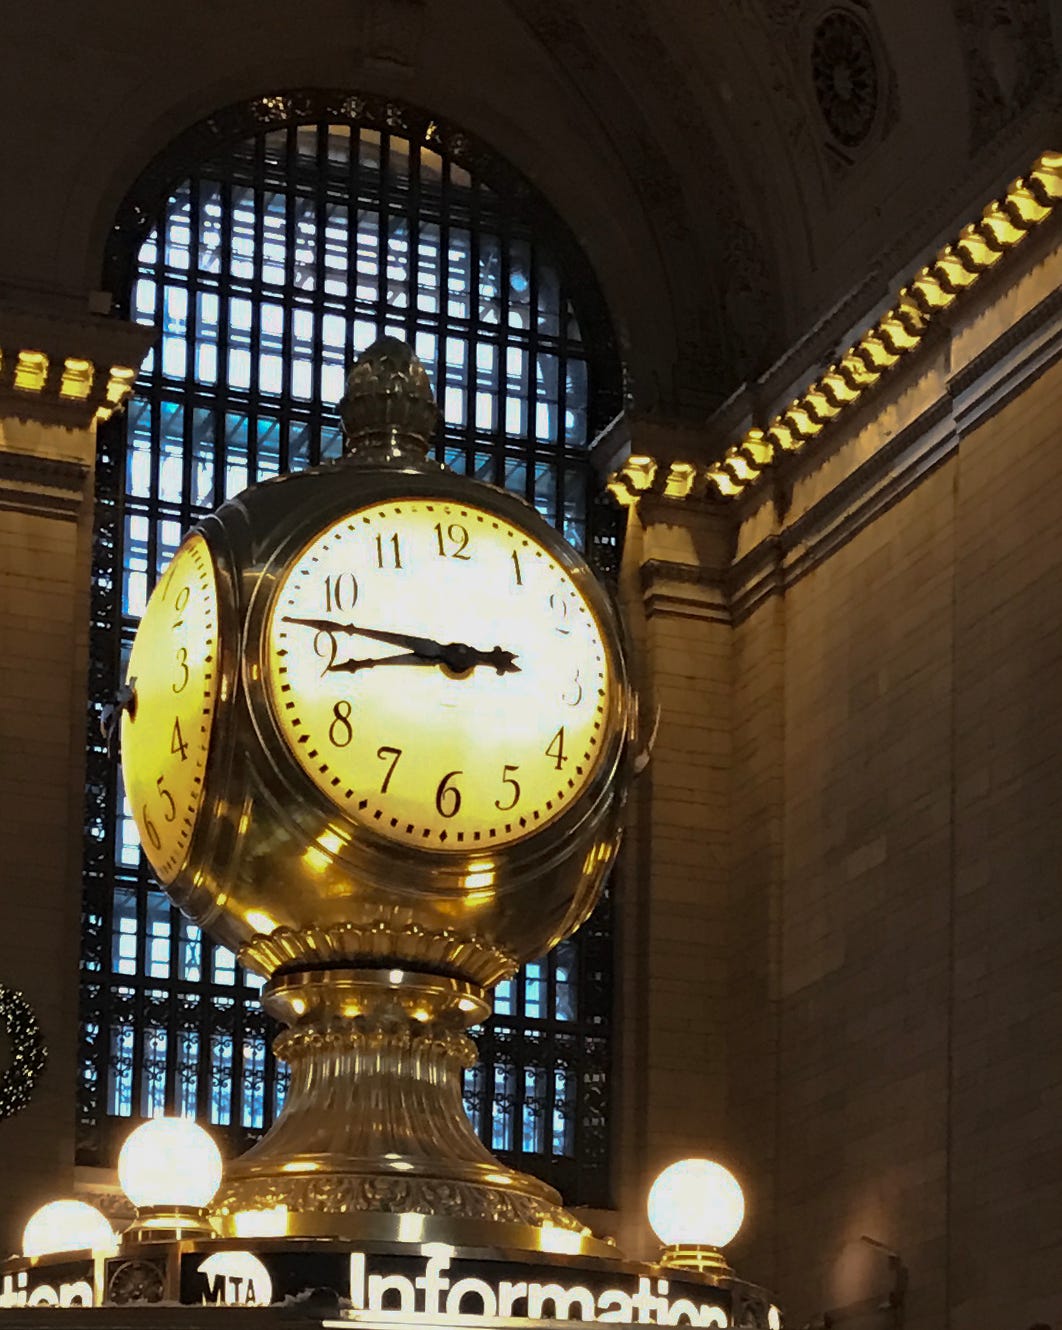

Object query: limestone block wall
[765,461,956,1328]
[0,310,150,1254]
[0,417,96,1255]
[608,491,736,1255]
[720,230,1062,1326]
[948,354,1062,1329]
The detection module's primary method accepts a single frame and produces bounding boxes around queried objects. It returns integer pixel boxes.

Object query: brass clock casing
[118,337,635,1251]
[161,464,632,988]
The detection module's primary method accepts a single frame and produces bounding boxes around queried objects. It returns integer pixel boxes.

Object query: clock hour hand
[323,646,520,676]
[324,653,442,674]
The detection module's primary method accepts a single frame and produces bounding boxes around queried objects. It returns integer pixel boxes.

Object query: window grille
[80,92,621,1207]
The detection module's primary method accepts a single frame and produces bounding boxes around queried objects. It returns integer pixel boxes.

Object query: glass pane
[566,359,588,446]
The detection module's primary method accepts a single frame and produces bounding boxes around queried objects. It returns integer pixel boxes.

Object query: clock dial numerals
[267,498,611,849]
[324,573,359,613]
[171,717,189,761]
[314,630,340,674]
[329,700,354,747]
[157,777,177,822]
[562,669,583,707]
[375,532,403,568]
[377,746,402,792]
[494,764,521,812]
[549,592,571,635]
[172,584,190,628]
[434,522,471,560]
[142,807,163,851]
[173,646,190,693]
[121,532,220,884]
[435,771,463,819]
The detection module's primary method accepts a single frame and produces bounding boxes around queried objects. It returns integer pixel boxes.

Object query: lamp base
[122,1204,217,1244]
[658,1245,734,1278]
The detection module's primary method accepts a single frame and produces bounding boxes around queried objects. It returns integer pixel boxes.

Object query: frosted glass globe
[118,1117,223,1209]
[22,1200,116,1257]
[647,1158,745,1248]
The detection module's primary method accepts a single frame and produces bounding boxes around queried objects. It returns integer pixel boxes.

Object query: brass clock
[117,342,632,978]
[265,496,612,850]
[120,531,223,885]
[118,338,635,1247]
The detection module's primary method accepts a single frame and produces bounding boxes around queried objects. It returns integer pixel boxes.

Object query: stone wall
[0,417,95,1253]
[708,226,1062,1326]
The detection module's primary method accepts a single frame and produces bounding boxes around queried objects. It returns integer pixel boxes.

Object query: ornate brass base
[211,968,611,1256]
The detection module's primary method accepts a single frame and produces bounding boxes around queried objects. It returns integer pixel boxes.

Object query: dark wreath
[0,985,47,1119]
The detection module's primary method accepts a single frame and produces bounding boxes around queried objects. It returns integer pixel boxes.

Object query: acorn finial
[338,336,437,463]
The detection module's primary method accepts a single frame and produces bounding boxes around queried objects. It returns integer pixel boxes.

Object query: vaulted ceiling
[1,0,1058,418]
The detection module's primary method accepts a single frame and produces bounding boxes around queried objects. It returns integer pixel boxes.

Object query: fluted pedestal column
[212,968,611,1255]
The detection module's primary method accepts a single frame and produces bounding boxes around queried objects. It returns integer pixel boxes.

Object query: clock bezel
[241,466,632,893]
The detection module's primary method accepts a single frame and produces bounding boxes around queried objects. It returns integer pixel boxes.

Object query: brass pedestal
[211,968,609,1256]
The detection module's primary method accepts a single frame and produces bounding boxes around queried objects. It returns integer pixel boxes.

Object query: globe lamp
[22,1200,116,1258]
[117,1117,223,1241]
[647,1158,745,1276]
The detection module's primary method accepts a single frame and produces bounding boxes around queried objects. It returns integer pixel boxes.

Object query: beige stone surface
[0,419,95,1252]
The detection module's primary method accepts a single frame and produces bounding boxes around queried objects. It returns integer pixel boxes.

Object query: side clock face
[265,497,614,850]
[121,532,221,884]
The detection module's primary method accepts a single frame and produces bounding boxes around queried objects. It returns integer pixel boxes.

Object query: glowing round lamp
[22,1200,116,1258]
[118,1117,222,1241]
[647,1158,745,1276]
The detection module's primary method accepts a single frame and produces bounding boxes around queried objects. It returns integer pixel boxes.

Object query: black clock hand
[99,680,138,761]
[323,653,443,673]
[436,644,521,675]
[283,616,445,658]
[324,647,520,676]
[282,617,520,675]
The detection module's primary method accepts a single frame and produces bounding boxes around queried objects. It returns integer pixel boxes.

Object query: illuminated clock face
[121,532,220,884]
[265,497,612,850]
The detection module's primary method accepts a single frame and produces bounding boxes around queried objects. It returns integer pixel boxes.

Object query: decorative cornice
[727,279,1062,622]
[0,300,157,430]
[0,449,89,520]
[608,149,1062,506]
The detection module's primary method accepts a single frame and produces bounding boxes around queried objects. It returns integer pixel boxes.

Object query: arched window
[80,91,622,1206]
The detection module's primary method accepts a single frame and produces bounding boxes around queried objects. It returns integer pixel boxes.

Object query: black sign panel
[180,1244,735,1326]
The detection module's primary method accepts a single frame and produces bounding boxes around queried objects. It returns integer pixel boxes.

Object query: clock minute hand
[282,616,444,659]
[283,617,519,674]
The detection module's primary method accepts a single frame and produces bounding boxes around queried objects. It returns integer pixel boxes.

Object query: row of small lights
[5,350,137,420]
[22,1118,764,1296]
[608,149,1062,507]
